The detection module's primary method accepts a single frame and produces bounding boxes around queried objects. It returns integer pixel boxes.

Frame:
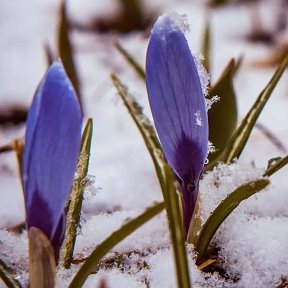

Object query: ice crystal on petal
[194,110,203,126]
[193,52,210,96]
[206,95,220,111]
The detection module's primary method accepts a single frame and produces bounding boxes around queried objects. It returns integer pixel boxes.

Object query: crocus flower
[146,14,208,235]
[22,60,82,258]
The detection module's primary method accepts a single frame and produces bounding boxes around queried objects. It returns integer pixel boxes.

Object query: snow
[0,230,28,286]
[154,13,191,34]
[219,216,288,287]
[193,53,211,96]
[1,0,288,287]
[74,211,169,257]
[199,162,265,224]
[206,95,220,111]
[194,110,203,126]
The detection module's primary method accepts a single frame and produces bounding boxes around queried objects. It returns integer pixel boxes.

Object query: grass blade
[114,41,145,80]
[206,59,237,166]
[111,74,191,288]
[58,0,82,112]
[0,259,22,288]
[163,166,191,288]
[0,143,14,154]
[12,139,24,193]
[12,139,24,178]
[111,74,165,192]
[223,55,288,163]
[0,105,27,126]
[195,178,270,263]
[255,122,287,153]
[44,42,54,67]
[68,202,165,288]
[264,155,288,177]
[61,119,93,268]
[201,20,210,74]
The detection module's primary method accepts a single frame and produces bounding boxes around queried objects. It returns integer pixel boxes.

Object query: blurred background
[0,0,287,226]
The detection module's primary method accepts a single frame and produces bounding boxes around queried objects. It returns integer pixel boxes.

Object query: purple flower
[146,14,208,235]
[22,60,82,257]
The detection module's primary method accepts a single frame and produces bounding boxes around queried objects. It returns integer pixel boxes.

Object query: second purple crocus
[22,60,82,258]
[146,14,208,235]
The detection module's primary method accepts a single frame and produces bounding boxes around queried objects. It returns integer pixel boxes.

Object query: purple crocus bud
[146,14,208,235]
[22,60,82,258]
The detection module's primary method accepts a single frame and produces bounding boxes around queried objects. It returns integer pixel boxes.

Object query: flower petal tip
[146,13,208,184]
[152,13,190,37]
[23,60,82,255]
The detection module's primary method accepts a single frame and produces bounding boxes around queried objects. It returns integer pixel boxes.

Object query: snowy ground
[0,0,288,287]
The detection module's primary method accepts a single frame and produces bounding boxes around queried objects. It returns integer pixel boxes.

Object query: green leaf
[60,118,93,268]
[206,59,237,166]
[13,139,24,192]
[111,75,191,288]
[264,155,288,177]
[0,259,22,288]
[163,166,191,288]
[195,178,270,263]
[58,0,83,112]
[114,41,145,80]
[111,74,165,193]
[201,20,210,74]
[187,195,201,247]
[68,202,165,288]
[223,55,288,163]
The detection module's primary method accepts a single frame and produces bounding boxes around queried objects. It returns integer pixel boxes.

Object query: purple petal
[146,14,208,186]
[51,214,65,261]
[23,60,82,250]
[146,14,208,234]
